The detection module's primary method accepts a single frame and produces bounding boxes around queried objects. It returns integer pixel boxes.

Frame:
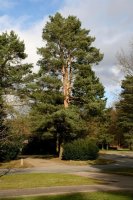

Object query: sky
[0,0,133,107]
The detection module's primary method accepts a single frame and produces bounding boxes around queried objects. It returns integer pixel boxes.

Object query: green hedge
[62,139,99,160]
[0,141,20,162]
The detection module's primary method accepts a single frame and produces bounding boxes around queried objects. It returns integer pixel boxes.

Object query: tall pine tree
[0,31,32,161]
[37,13,103,108]
[30,13,105,157]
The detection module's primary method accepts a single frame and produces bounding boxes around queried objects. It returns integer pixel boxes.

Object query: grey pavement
[0,161,133,175]
[1,151,133,175]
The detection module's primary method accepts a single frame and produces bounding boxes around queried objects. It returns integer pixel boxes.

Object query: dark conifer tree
[117,76,133,149]
[30,13,105,157]
[72,65,106,119]
[0,31,32,161]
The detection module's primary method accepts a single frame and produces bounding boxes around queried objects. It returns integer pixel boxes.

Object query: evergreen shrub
[0,141,20,162]
[62,138,99,160]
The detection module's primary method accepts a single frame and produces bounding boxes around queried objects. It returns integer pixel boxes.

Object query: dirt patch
[24,158,57,167]
[0,157,88,169]
[1,151,133,169]
[24,157,89,167]
[0,159,33,169]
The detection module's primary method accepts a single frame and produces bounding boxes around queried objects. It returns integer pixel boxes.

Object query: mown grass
[0,173,102,189]
[0,192,133,200]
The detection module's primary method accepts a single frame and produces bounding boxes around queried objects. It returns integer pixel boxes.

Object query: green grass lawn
[0,192,133,200]
[0,173,102,189]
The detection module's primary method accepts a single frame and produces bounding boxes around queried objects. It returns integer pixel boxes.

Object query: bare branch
[117,44,133,76]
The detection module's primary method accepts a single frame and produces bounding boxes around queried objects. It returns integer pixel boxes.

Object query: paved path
[0,184,133,198]
[0,161,133,175]
[1,151,133,175]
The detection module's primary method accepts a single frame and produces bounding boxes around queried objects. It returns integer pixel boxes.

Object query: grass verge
[43,157,116,165]
[0,157,116,169]
[87,158,116,165]
[0,192,133,200]
[0,159,33,169]
[0,173,102,189]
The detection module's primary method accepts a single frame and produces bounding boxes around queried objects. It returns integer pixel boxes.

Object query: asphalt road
[0,151,133,175]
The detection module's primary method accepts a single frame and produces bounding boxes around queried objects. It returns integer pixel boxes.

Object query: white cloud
[17,17,48,71]
[0,15,12,30]
[0,15,32,31]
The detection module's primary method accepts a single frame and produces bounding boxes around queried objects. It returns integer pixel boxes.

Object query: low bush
[0,141,20,162]
[62,138,99,160]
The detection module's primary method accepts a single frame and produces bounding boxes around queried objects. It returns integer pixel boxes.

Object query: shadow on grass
[1,192,133,200]
[103,167,133,176]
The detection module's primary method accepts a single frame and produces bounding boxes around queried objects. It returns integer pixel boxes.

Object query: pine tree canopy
[72,65,106,118]
[37,12,105,108]
[29,13,106,156]
[117,75,133,132]
[0,31,32,95]
[0,31,33,161]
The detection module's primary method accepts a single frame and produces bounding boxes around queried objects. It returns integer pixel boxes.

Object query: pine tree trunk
[56,134,59,155]
[59,143,63,159]
[129,143,133,151]
[60,60,72,158]
[56,132,64,159]
[62,57,72,109]
[62,64,69,108]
